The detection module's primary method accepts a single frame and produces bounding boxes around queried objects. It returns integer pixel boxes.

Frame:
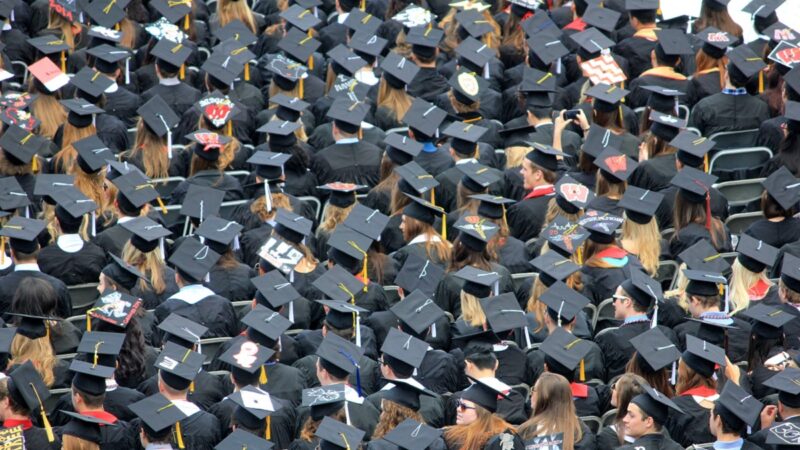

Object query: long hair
[582,240,625,269]
[692,2,743,38]
[122,241,167,294]
[505,146,530,169]
[130,118,169,179]
[747,331,783,370]
[593,108,625,132]
[250,191,291,222]
[401,215,451,263]
[545,197,582,224]
[671,194,726,249]
[525,276,547,333]
[390,185,413,215]
[47,10,78,52]
[676,358,716,395]
[29,88,65,140]
[70,166,115,225]
[595,172,626,198]
[9,335,56,386]
[518,373,583,450]
[625,352,675,398]
[460,291,486,326]
[373,400,426,439]
[374,154,400,195]
[189,154,223,180]
[443,403,512,450]
[612,374,648,444]
[269,80,301,99]
[55,123,96,172]
[500,14,525,61]
[621,215,661,275]
[694,50,728,90]
[319,203,356,233]
[217,0,257,33]
[729,258,772,313]
[440,7,501,54]
[644,136,677,159]
[118,17,138,49]
[299,407,347,441]
[377,78,413,122]
[449,239,492,272]
[62,435,100,450]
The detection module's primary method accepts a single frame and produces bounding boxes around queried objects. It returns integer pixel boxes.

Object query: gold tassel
[114,23,120,31]
[189,381,195,393]
[704,154,709,173]
[501,204,508,231]
[308,55,314,70]
[759,70,764,94]
[86,313,91,332]
[431,188,436,207]
[579,359,585,381]
[184,14,190,30]
[29,386,53,442]
[1,237,5,266]
[179,64,185,80]
[31,156,38,173]
[576,247,583,265]
[244,63,250,81]
[260,366,267,384]
[156,197,167,214]
[226,121,232,136]
[360,0,365,10]
[45,322,49,339]
[441,213,447,241]
[175,421,185,449]
[266,416,271,440]
[299,78,304,99]
[60,52,66,72]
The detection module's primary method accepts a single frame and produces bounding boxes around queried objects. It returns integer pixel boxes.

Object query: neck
[161,391,187,402]
[694,305,720,318]
[471,369,495,379]
[13,257,35,264]
[5,414,28,421]
[624,309,646,320]
[725,80,737,90]
[716,432,742,442]
[636,22,656,31]
[528,115,552,126]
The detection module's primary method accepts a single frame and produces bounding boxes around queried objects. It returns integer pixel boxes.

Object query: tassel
[360,0,365,10]
[579,359,585,381]
[758,70,764,94]
[524,326,531,349]
[308,55,314,71]
[704,153,709,173]
[431,188,436,207]
[705,192,712,231]
[299,78,304,99]
[189,381,194,393]
[348,240,369,292]
[430,323,436,338]
[266,416,271,440]
[29,386,53,442]
[289,300,294,323]
[244,63,250,81]
[1,237,5,266]
[354,312,361,347]
[180,64,185,80]
[501,204,508,231]
[184,14,189,30]
[226,121,232,137]
[60,51,66,72]
[157,197,167,214]
[175,421,185,449]
[670,360,677,385]
[45,322,49,339]
[91,211,96,237]
[31,156,38,173]
[125,57,130,85]
[358,128,363,140]
[260,366,267,384]
[86,313,91,332]
[441,213,447,241]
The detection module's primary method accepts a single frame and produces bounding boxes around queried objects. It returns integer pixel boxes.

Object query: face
[623,404,650,439]
[612,286,629,319]
[530,382,539,410]
[97,273,110,294]
[456,399,478,425]
[400,215,407,234]
[520,160,540,190]
[610,382,618,408]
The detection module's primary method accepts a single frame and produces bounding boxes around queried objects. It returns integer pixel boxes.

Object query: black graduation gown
[171,408,222,450]
[137,370,227,411]
[581,253,645,305]
[674,316,751,363]
[168,170,244,204]
[596,320,679,380]
[51,321,82,355]
[205,263,256,301]
[293,389,381,440]
[665,394,715,447]
[141,82,203,118]
[208,395,296,449]
[497,237,532,274]
[294,327,379,361]
[407,68,450,102]
[613,33,658,80]
[0,27,35,66]
[627,70,690,109]
[749,417,800,450]
[103,86,141,128]
[415,147,455,177]
[434,264,516,317]
[92,223,133,257]
[757,116,786,156]
[744,218,800,250]
[618,433,684,450]
[37,239,107,286]
[131,267,181,311]
[154,289,239,338]
[379,214,406,255]
[317,21,347,53]
[686,70,723,108]
[54,414,139,449]
[668,222,733,260]
[366,384,446,428]
[95,114,130,153]
[7,425,61,450]
[507,191,553,243]
[689,92,771,137]
[313,141,383,188]
[526,339,606,385]
[0,269,72,317]
[655,184,729,230]
[291,353,382,395]
[628,154,678,192]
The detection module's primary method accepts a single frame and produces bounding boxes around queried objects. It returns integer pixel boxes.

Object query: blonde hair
[319,203,355,233]
[130,118,169,179]
[30,93,66,140]
[122,241,167,294]
[526,276,548,333]
[118,18,137,49]
[505,146,530,169]
[443,404,512,450]
[377,78,414,122]
[460,291,486,326]
[729,258,772,313]
[62,435,100,450]
[665,262,690,309]
[250,191,291,222]
[518,373,583,450]
[70,166,115,225]
[621,215,661,276]
[54,124,97,173]
[544,198,582,224]
[9,334,56,386]
[47,10,78,52]
[217,0,257,33]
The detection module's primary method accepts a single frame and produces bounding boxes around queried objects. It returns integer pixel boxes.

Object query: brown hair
[518,373,583,450]
[130,118,169,179]
[595,172,626,198]
[217,0,257,33]
[377,78,413,122]
[675,358,716,395]
[29,90,66,140]
[250,191,291,222]
[694,50,728,90]
[693,4,743,39]
[671,194,726,249]
[62,435,100,450]
[443,403,512,450]
[625,352,675,398]
[401,215,451,262]
[612,374,648,444]
[373,400,426,439]
[299,408,347,441]
[54,123,97,172]
[525,276,547,333]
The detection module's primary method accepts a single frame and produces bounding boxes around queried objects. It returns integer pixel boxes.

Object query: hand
[575,109,589,131]
[554,110,567,131]
[761,405,779,429]
[638,140,649,162]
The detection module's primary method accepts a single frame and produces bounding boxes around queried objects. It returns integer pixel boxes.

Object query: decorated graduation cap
[218,338,274,386]
[155,341,203,391]
[670,131,715,168]
[302,384,346,420]
[530,251,580,287]
[555,175,594,214]
[61,98,104,128]
[0,216,45,254]
[764,367,800,407]
[381,51,420,89]
[129,393,188,441]
[384,419,442,450]
[736,234,778,273]
[316,417,365,450]
[186,130,232,162]
[539,281,590,327]
[7,360,55,441]
[391,288,445,337]
[242,304,292,348]
[453,214,499,251]
[343,203,389,242]
[697,27,733,59]
[392,4,433,28]
[619,186,663,224]
[595,148,636,183]
[540,327,593,381]
[648,110,685,142]
[629,384,683,426]
[89,290,141,331]
[453,265,500,298]
[168,237,221,283]
[137,95,179,158]
[121,216,171,254]
[578,209,624,244]
[630,327,680,376]
[448,69,487,106]
[29,57,69,92]
[683,334,726,378]
[316,332,365,394]
[403,98,446,139]
[678,239,731,273]
[459,377,509,413]
[541,217,589,259]
[741,303,793,339]
[763,166,800,211]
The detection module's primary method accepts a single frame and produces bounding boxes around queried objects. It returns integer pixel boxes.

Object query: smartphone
[563,109,581,120]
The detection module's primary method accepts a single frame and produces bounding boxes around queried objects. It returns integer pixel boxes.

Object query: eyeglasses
[457,401,476,411]
[377,357,387,366]
[612,295,629,303]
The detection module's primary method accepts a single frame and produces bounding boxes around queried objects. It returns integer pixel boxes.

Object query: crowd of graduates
[1,0,800,448]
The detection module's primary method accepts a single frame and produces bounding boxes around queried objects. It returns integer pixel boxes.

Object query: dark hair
[629,9,656,24]
[762,190,796,218]
[95,316,147,388]
[747,333,783,370]
[465,351,497,370]
[449,239,493,272]
[72,387,105,408]
[776,127,800,176]
[12,278,56,316]
[671,194,727,249]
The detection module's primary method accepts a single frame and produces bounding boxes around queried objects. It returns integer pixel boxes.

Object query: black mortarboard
[670,131,715,167]
[382,328,427,369]
[70,358,115,396]
[61,98,104,128]
[343,9,382,35]
[7,360,52,434]
[625,0,658,9]
[737,233,778,273]
[215,20,258,46]
[327,225,373,273]
[112,171,159,209]
[578,209,623,244]
[782,253,800,293]
[764,367,800,407]
[526,35,568,69]
[453,214,499,251]
[281,4,321,31]
[274,208,313,243]
[312,265,365,303]
[151,0,191,23]
[247,150,291,180]
[741,303,793,339]
[62,410,113,444]
[168,237,221,283]
[242,305,292,347]
[473,194,514,221]
[138,95,179,138]
[6,313,55,340]
[343,204,389,241]
[764,166,800,210]
[0,125,45,166]
[395,160,438,195]
[571,27,614,58]
[655,29,692,58]
[453,265,500,298]
[318,183,364,208]
[530,251,580,287]
[678,239,731,273]
[34,175,74,205]
[155,341,203,390]
[151,37,193,70]
[630,327,680,372]
[384,419,442,450]
[459,377,509,413]
[455,9,493,38]
[380,52,420,89]
[619,186,663,224]
[0,176,30,212]
[215,429,274,450]
[480,293,527,333]
[87,44,130,76]
[521,11,561,39]
[717,382,763,430]
[684,269,727,296]
[448,69,487,105]
[27,35,70,55]
[316,417,365,450]
[583,124,622,159]
[555,175,595,213]
[349,31,387,60]
[402,194,445,226]
[525,143,563,172]
[539,281,590,324]
[120,216,171,253]
[406,24,444,59]
[671,167,717,203]
[728,44,767,83]
[541,217,589,258]
[228,386,277,430]
[157,313,206,349]
[641,85,684,114]
[630,385,682,426]
[271,94,309,123]
[455,37,495,70]
[586,82,629,112]
[129,394,187,435]
[382,377,434,410]
[620,269,662,310]
[743,0,783,21]
[648,111,686,142]
[541,327,593,372]
[0,328,15,356]
[316,332,364,377]
[457,163,499,193]
[195,216,242,254]
[278,28,320,64]
[106,160,144,181]
[251,271,301,310]
[0,216,44,253]
[584,6,619,33]
[101,253,145,292]
[403,98,446,138]
[328,44,366,77]
[74,135,112,173]
[327,98,368,133]
[683,334,726,377]
[390,288,445,335]
[697,27,733,59]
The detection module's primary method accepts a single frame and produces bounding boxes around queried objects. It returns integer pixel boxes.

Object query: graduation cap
[326,225,373,277]
[539,281,590,325]
[782,253,800,293]
[271,94,309,122]
[383,133,422,166]
[540,217,589,258]
[318,182,364,208]
[151,0,192,24]
[61,98,104,128]
[198,92,237,129]
[195,216,243,254]
[582,124,622,159]
[406,24,443,59]
[281,4,321,31]
[736,233,778,273]
[6,360,54,440]
[530,251,580,287]
[218,338,274,385]
[0,108,39,133]
[480,292,527,334]
[315,332,364,389]
[683,334,726,378]
[629,384,682,426]
[390,288,445,335]
[655,29,692,60]
[129,393,188,436]
[316,417,365,450]
[274,208,313,244]
[168,237,221,283]
[618,186,663,224]
[84,0,129,29]
[625,0,658,9]
[670,131,715,168]
[457,163,499,194]
[70,358,118,396]
[763,22,798,47]
[155,341,203,390]
[27,35,70,59]
[138,94,179,140]
[525,143,563,172]
[328,44,366,77]
[257,235,304,275]
[741,303,793,339]
[763,166,800,210]
[0,216,44,253]
[716,382,763,430]
[302,384,346,419]
[555,175,594,213]
[349,31,387,61]
[763,367,800,407]
[696,27,732,59]
[384,419,442,450]
[448,69,487,105]
[472,194,514,222]
[455,37,495,71]
[6,313,56,339]
[453,214,499,251]
[252,270,301,312]
[312,265,365,303]
[582,5,619,33]
[266,53,308,86]
[381,327,427,371]
[215,429,274,450]
[671,167,718,204]
[120,216,171,253]
[144,17,188,42]
[459,377,509,413]
[683,269,727,297]
[87,44,130,78]
[526,35,568,69]
[28,57,69,92]
[442,120,489,156]
[327,98,368,134]
[402,98,446,138]
[571,27,614,59]
[61,410,113,445]
[678,239,731,273]
[0,125,45,168]
[88,289,141,329]
[241,305,291,349]
[0,328,16,357]
[343,9,382,35]
[112,171,160,210]
[106,160,144,181]
[186,130,232,162]
[540,327,593,379]
[380,52,420,89]
[151,37,193,73]
[728,44,767,84]
[586,82,629,112]
[215,20,258,46]
[343,203,389,241]
[630,327,680,372]
[743,0,783,21]
[578,209,624,244]
[621,269,662,313]
[247,150,292,180]
[382,377,435,410]
[0,176,30,212]
[455,9,493,38]
[392,4,433,28]
[649,111,686,142]
[73,135,112,174]
[402,193,445,227]
[453,265,500,298]
[51,189,96,232]
[769,40,800,71]
[278,27,320,65]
